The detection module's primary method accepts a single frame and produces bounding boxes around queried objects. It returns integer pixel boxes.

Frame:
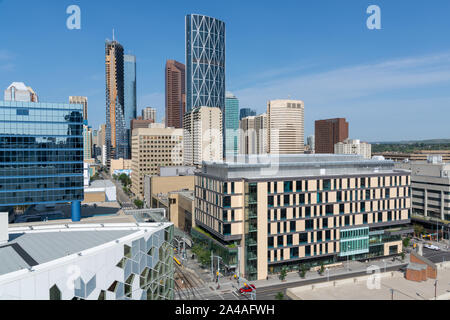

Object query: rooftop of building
[0,100,83,109]
[89,179,116,188]
[0,222,171,277]
[200,154,409,180]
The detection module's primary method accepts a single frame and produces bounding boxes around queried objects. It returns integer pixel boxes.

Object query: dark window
[284,195,290,205]
[305,219,314,230]
[323,218,328,228]
[299,194,305,204]
[305,207,311,217]
[296,181,302,192]
[268,237,274,248]
[223,196,231,207]
[268,195,274,207]
[280,210,286,222]
[299,233,308,244]
[290,221,296,232]
[284,181,293,192]
[223,224,231,235]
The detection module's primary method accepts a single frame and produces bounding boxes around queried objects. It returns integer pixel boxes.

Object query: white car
[424,244,440,251]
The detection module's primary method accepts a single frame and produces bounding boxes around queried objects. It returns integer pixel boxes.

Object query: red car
[239,284,256,294]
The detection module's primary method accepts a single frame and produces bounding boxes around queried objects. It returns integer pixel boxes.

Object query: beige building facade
[335,139,372,159]
[130,126,183,198]
[267,100,304,154]
[195,154,412,280]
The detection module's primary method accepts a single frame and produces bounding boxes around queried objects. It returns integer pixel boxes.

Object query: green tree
[299,264,308,278]
[279,267,287,281]
[400,251,405,261]
[414,224,424,237]
[402,237,410,248]
[134,199,144,209]
[319,262,325,275]
[275,292,284,300]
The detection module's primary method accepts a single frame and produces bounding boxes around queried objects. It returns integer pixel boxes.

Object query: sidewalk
[248,257,409,289]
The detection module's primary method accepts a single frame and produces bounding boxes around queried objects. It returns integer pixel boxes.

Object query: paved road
[422,247,450,263]
[100,171,134,209]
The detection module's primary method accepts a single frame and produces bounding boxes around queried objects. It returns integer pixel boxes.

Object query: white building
[239,113,268,155]
[142,107,156,122]
[4,82,38,102]
[183,106,223,166]
[0,220,174,300]
[335,139,372,159]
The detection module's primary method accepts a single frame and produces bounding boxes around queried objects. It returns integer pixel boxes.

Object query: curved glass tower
[185,14,225,112]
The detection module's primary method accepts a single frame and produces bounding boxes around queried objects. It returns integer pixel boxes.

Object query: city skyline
[2,1,450,141]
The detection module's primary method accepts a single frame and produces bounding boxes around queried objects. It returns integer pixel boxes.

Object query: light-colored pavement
[287,263,450,300]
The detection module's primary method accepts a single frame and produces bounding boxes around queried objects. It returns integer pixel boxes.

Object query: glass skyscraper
[0,100,84,221]
[124,54,137,158]
[185,14,225,113]
[224,92,239,159]
[105,39,128,161]
[239,108,256,120]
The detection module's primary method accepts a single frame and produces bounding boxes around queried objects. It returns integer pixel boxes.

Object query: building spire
[112,29,115,41]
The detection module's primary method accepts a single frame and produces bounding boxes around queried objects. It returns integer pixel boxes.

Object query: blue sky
[1,0,450,141]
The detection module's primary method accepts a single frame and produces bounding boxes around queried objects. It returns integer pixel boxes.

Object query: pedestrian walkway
[247,257,409,289]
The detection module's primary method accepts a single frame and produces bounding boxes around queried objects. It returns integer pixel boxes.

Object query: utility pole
[390,288,394,300]
[211,250,214,282]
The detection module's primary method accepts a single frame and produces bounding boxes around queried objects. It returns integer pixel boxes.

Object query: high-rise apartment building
[69,96,88,121]
[185,14,225,113]
[315,118,349,154]
[4,82,38,103]
[267,100,304,155]
[224,92,239,159]
[0,98,84,221]
[83,125,93,160]
[194,154,412,280]
[105,38,128,162]
[239,108,256,120]
[335,139,371,159]
[130,125,183,198]
[124,54,137,159]
[165,60,185,128]
[239,113,268,155]
[142,107,156,122]
[183,106,223,166]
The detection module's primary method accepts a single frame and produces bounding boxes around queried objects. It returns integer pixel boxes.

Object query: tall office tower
[307,135,315,151]
[183,106,223,166]
[239,108,256,120]
[185,14,225,113]
[98,124,106,146]
[315,118,349,154]
[124,54,137,159]
[194,154,412,280]
[165,60,185,128]
[239,113,268,155]
[4,82,38,102]
[267,100,304,155]
[83,125,93,160]
[69,96,88,121]
[130,125,183,198]
[224,92,239,159]
[142,107,156,122]
[105,37,128,163]
[0,97,84,221]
